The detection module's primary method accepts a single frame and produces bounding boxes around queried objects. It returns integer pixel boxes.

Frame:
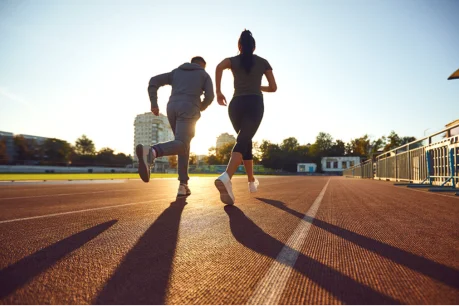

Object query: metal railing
[344,122,459,188]
[343,159,373,178]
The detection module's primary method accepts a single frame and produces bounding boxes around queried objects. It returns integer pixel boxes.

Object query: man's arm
[147,72,172,109]
[215,58,231,106]
[200,74,215,111]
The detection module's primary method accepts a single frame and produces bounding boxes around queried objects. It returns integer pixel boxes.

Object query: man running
[137,56,214,197]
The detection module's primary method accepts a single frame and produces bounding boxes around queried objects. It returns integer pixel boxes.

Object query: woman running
[214,29,277,205]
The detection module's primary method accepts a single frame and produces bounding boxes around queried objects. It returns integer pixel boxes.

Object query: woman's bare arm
[261,69,277,92]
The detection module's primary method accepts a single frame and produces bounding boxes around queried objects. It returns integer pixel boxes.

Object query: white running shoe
[214,172,235,205]
[248,178,259,193]
[136,144,155,183]
[177,183,191,197]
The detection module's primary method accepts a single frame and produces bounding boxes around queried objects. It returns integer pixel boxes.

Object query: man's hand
[217,92,227,106]
[151,106,159,116]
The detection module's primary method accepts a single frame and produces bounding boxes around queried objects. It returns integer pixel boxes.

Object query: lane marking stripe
[0,188,144,201]
[0,199,160,224]
[248,179,330,305]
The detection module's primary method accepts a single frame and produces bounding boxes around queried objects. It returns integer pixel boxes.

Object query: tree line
[203,131,416,172]
[0,134,132,167]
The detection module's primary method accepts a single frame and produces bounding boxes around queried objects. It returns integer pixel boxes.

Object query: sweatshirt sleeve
[148,72,172,108]
[200,73,215,111]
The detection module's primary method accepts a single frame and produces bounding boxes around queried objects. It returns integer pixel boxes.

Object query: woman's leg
[226,152,243,179]
[243,158,255,182]
[225,97,244,179]
[233,96,264,181]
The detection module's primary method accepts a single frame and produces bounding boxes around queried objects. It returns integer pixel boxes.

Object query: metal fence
[343,159,373,178]
[344,122,459,188]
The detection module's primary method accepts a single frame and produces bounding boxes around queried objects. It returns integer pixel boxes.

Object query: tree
[205,155,220,165]
[259,140,283,170]
[189,153,197,166]
[204,146,220,165]
[13,135,32,163]
[42,138,73,165]
[168,155,178,169]
[280,137,299,152]
[216,143,234,165]
[347,135,371,158]
[400,136,416,146]
[383,131,401,152]
[75,135,96,155]
[252,141,261,164]
[369,137,386,158]
[114,153,132,167]
[329,139,346,156]
[96,147,115,166]
[315,132,333,156]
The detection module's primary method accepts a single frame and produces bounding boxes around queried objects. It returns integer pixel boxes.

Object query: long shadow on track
[95,197,187,304]
[224,205,400,304]
[256,197,459,290]
[0,220,118,300]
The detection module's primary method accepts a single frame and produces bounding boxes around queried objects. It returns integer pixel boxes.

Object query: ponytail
[238,30,256,73]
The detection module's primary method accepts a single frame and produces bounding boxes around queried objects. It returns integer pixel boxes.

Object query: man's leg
[152,104,184,158]
[175,118,197,184]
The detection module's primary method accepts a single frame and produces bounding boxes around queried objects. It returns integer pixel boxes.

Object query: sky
[0,0,458,156]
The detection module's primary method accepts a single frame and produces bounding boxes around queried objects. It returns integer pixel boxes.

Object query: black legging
[228,94,264,160]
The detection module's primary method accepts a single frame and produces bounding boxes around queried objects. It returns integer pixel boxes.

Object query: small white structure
[297,163,317,173]
[321,156,361,172]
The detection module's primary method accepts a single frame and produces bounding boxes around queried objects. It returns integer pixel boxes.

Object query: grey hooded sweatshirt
[148,63,214,111]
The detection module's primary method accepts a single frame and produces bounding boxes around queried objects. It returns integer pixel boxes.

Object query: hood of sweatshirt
[178,63,204,71]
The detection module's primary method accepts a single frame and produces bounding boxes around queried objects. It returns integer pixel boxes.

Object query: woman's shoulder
[228,55,240,61]
[254,54,269,62]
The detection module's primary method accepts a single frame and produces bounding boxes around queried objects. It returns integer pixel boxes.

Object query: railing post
[449,148,455,188]
[385,156,388,180]
[426,150,432,185]
[407,145,413,183]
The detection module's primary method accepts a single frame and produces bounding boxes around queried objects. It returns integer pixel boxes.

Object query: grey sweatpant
[152,101,200,183]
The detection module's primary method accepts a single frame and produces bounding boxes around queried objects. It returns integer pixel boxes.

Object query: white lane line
[0,199,161,224]
[0,188,144,201]
[247,179,330,305]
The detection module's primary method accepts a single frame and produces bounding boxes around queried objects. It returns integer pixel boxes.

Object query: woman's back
[229,54,272,97]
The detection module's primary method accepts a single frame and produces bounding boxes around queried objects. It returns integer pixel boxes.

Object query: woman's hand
[151,106,159,116]
[217,92,227,106]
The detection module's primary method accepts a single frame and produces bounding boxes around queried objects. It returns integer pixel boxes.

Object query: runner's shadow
[95,197,187,304]
[0,220,117,299]
[224,205,399,304]
[256,197,459,289]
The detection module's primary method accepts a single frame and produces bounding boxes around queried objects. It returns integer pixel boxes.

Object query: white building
[133,112,174,171]
[216,133,236,151]
[321,156,360,172]
[297,163,317,173]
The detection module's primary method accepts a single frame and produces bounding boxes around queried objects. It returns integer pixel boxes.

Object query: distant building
[321,156,361,172]
[216,133,236,151]
[297,163,317,173]
[0,131,15,163]
[17,134,49,146]
[133,112,174,172]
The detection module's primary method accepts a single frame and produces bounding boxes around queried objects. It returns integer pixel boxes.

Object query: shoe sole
[136,144,150,183]
[215,179,234,205]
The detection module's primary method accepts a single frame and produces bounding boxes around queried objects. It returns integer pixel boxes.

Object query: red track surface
[0,176,458,304]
